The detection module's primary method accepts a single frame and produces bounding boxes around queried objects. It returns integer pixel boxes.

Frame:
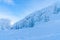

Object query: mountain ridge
[11,2,60,30]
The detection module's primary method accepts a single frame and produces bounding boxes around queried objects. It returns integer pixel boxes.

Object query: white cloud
[0,12,20,25]
[0,0,15,5]
[4,0,15,5]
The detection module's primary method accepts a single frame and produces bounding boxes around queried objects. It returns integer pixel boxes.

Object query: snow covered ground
[0,0,60,40]
[0,12,60,40]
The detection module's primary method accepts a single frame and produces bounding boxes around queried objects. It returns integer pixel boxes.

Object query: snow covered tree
[53,3,60,14]
[11,15,34,29]
[11,2,60,30]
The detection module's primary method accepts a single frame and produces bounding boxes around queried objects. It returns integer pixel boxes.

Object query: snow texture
[0,19,11,30]
[11,2,60,30]
[0,1,60,40]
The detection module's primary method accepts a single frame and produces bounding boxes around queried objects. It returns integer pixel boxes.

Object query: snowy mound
[0,2,60,30]
[11,2,60,30]
[0,1,60,40]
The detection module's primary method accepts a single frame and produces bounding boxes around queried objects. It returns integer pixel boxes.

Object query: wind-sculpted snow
[11,3,60,30]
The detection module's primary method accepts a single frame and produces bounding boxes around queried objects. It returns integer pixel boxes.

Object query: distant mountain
[11,2,60,30]
[0,19,11,30]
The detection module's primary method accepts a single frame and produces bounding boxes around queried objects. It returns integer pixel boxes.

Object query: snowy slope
[11,2,60,30]
[0,12,60,40]
[0,1,60,40]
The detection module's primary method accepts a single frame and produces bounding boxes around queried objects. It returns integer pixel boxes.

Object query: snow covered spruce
[0,2,60,30]
[11,3,60,30]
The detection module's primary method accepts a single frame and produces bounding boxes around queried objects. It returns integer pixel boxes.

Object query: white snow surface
[0,1,60,40]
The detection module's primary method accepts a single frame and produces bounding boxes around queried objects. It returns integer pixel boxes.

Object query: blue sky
[0,0,57,24]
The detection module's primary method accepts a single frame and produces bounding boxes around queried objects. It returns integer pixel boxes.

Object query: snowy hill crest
[0,2,60,30]
[11,2,60,30]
